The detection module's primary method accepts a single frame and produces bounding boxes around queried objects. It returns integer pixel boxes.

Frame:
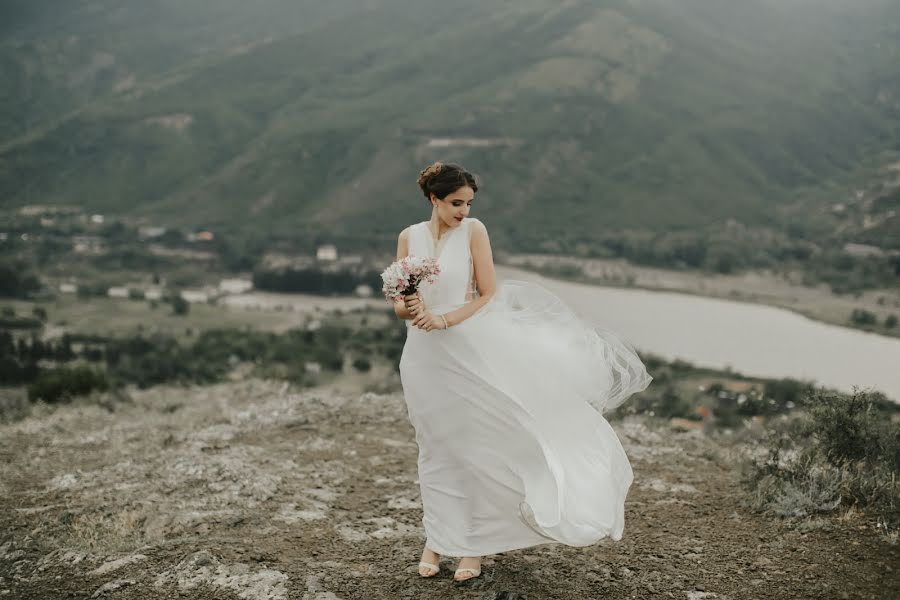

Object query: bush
[742,389,900,528]
[656,385,696,419]
[27,365,110,403]
[171,295,190,315]
[804,389,897,469]
[757,378,815,414]
[76,282,109,299]
[0,259,42,298]
[314,346,344,371]
[850,308,877,326]
[352,357,372,372]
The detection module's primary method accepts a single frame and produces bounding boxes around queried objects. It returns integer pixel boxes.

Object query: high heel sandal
[418,548,442,577]
[453,558,482,582]
[418,560,441,577]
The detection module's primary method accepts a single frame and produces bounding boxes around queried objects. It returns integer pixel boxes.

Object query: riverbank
[1,378,897,599]
[499,253,900,339]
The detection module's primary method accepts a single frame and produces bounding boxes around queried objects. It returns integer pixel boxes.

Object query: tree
[171,295,190,316]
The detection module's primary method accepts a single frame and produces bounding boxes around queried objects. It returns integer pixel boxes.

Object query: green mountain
[2,0,899,252]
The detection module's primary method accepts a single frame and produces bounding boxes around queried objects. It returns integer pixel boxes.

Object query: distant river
[496,265,900,403]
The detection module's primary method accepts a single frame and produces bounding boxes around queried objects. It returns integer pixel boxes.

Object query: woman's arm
[392,227,417,320]
[413,221,497,329]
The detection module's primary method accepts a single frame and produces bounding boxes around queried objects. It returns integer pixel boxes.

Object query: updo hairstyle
[416,161,478,203]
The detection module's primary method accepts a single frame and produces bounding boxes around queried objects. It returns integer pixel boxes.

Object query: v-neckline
[424,220,461,260]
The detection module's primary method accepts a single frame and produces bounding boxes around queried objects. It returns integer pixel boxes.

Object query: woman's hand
[404,292,424,316]
[412,309,447,332]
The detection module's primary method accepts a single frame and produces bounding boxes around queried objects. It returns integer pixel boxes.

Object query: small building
[843,243,885,258]
[316,244,338,261]
[144,288,163,301]
[355,284,374,297]
[187,230,214,242]
[107,286,129,298]
[73,236,106,254]
[138,226,168,239]
[180,290,209,303]
[218,278,253,294]
[59,283,77,294]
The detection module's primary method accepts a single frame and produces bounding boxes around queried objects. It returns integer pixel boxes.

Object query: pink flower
[381,255,441,301]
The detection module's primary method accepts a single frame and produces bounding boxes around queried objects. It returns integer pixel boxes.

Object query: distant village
[3,204,379,306]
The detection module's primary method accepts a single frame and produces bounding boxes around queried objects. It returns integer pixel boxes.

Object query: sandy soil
[500,254,900,338]
[1,378,897,600]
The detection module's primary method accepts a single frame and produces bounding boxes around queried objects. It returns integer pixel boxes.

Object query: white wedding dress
[398,217,652,557]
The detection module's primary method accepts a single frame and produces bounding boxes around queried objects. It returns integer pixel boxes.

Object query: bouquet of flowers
[381,255,441,301]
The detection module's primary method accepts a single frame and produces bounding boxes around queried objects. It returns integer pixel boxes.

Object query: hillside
[1,378,897,599]
[2,0,899,253]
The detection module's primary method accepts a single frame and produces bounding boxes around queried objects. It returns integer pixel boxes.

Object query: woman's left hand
[412,310,446,332]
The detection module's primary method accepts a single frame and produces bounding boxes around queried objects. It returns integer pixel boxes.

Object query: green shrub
[804,389,894,468]
[742,389,899,528]
[27,365,110,403]
[850,308,877,326]
[656,385,696,419]
[171,295,190,315]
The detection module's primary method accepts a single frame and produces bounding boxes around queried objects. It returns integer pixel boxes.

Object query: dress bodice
[406,218,480,321]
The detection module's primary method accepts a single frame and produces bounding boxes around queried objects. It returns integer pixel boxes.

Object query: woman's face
[431,186,474,227]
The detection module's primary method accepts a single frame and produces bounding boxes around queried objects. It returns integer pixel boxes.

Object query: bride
[393,161,652,583]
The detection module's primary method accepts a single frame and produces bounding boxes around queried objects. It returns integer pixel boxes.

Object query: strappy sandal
[453,558,482,582]
[418,560,441,577]
[418,548,442,577]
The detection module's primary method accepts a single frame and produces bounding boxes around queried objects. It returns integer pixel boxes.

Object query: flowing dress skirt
[399,280,652,557]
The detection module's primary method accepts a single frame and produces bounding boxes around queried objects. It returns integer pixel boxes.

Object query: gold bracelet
[440,315,449,329]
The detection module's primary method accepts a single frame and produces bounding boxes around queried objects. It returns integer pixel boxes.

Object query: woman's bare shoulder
[467,217,488,235]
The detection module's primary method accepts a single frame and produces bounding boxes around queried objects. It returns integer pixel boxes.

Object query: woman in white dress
[393,161,653,583]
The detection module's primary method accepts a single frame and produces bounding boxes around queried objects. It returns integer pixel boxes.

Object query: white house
[73,236,106,254]
[218,278,253,294]
[316,244,338,261]
[59,283,77,294]
[180,290,209,303]
[843,243,885,258]
[107,286,129,298]
[139,226,168,238]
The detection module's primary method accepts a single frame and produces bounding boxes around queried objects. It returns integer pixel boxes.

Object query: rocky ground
[1,378,897,600]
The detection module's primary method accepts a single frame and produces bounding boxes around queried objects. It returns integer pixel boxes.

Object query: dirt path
[1,379,897,599]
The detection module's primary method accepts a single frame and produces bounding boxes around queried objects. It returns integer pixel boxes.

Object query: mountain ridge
[2,0,898,251]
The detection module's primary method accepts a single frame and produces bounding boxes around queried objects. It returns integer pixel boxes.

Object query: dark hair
[416,161,478,202]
